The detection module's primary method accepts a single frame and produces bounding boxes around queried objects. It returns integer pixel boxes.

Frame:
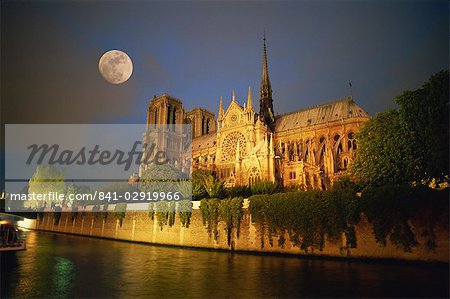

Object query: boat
[0,240,26,252]
[0,213,27,252]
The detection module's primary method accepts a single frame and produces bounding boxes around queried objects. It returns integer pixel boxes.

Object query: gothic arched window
[347,132,354,152]
[343,157,348,169]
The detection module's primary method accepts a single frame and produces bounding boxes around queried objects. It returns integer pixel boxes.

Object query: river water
[1,230,448,298]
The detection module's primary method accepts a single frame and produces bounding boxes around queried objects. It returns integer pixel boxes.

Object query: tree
[249,180,280,195]
[350,110,417,186]
[114,202,127,227]
[350,71,449,187]
[191,169,215,200]
[203,174,225,198]
[65,183,76,207]
[139,164,185,193]
[396,70,449,184]
[28,165,66,209]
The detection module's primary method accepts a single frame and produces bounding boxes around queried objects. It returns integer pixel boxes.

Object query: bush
[332,176,361,193]
[114,202,127,227]
[192,169,212,200]
[199,197,244,246]
[53,206,62,225]
[178,200,193,228]
[248,180,447,253]
[203,175,225,199]
[200,198,221,240]
[191,169,225,199]
[360,185,448,251]
[226,186,251,198]
[248,188,359,252]
[154,201,176,230]
[219,197,244,246]
[250,180,280,195]
[282,184,305,193]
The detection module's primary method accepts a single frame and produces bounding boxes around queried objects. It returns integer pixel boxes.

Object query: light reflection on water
[1,231,448,298]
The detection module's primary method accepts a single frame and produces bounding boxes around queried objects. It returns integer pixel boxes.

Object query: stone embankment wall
[27,204,449,263]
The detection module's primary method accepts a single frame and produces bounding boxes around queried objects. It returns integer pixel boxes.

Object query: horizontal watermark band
[5,181,192,212]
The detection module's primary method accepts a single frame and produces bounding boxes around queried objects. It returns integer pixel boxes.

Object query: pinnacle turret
[218,96,224,119]
[247,86,253,112]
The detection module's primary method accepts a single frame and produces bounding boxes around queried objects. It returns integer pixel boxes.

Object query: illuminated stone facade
[144,39,370,189]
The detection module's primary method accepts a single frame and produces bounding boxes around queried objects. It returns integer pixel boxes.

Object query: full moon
[98,50,133,84]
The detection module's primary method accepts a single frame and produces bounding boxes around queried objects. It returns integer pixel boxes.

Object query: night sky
[1,0,448,124]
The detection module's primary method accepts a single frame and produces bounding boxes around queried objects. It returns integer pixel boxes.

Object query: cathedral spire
[232,90,236,102]
[261,32,271,95]
[247,86,253,111]
[260,32,275,131]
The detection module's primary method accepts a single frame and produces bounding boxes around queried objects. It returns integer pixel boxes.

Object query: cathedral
[141,37,370,190]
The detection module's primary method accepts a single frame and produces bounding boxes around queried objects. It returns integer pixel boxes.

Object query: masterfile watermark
[5,124,193,212]
[26,141,169,171]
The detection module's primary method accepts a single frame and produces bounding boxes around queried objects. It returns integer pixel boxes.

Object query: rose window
[221,131,247,162]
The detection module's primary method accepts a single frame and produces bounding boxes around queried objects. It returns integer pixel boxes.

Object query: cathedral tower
[259,33,275,131]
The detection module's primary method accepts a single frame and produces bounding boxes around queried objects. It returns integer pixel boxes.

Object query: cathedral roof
[192,132,217,151]
[274,97,370,131]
